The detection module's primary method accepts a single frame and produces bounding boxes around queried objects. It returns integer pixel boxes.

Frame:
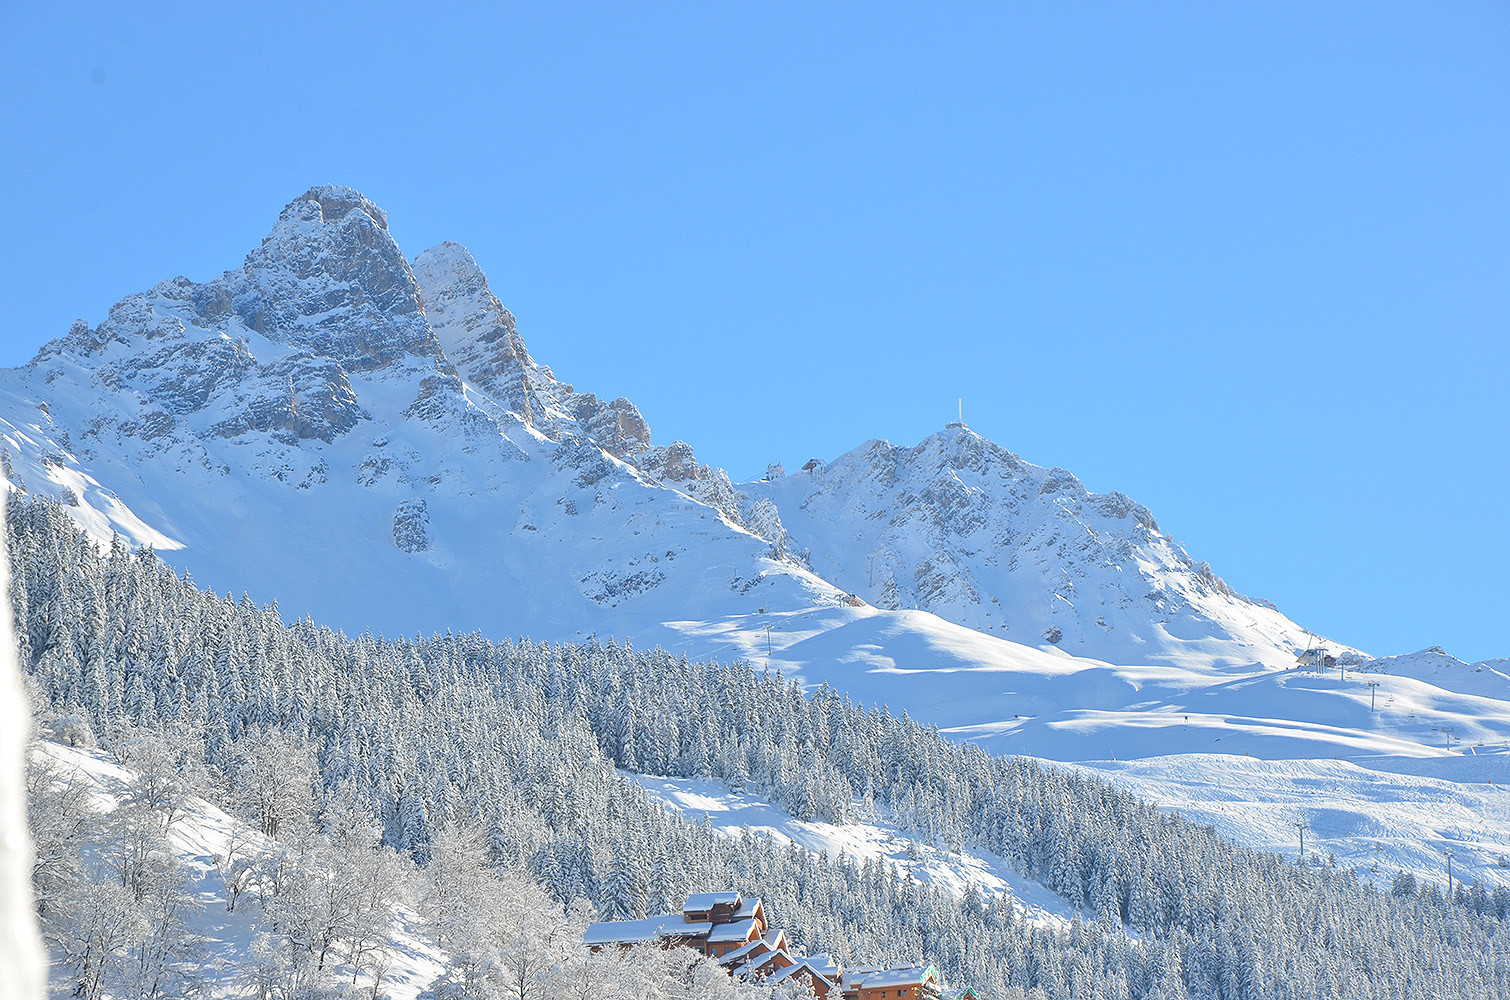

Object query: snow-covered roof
[684,891,742,911]
[707,917,760,943]
[718,939,770,966]
[841,966,885,989]
[856,965,938,988]
[768,962,836,990]
[584,914,712,946]
[805,953,843,978]
[733,948,790,980]
[734,896,764,920]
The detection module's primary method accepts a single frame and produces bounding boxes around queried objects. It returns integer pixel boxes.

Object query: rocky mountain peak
[239,187,432,367]
[738,420,1314,666]
[295,185,390,230]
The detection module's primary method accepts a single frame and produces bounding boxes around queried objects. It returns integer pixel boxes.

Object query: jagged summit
[294,184,391,230]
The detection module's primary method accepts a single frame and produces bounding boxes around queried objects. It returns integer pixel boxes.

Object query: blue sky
[2,3,1506,660]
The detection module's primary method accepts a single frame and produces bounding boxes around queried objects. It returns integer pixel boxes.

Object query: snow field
[1077,751,1510,893]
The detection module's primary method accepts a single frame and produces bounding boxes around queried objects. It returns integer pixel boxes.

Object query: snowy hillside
[1077,751,1510,893]
[30,738,444,999]
[631,751,1510,919]
[629,773,1086,929]
[14,495,1510,1000]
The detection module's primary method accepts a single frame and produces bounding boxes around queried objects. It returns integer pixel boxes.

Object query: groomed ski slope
[668,605,1510,761]
[1079,751,1510,892]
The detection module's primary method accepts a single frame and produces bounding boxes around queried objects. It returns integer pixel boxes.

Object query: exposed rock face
[19,186,718,491]
[637,441,745,527]
[27,186,450,482]
[239,187,436,369]
[393,498,431,553]
[206,355,367,444]
[412,242,656,464]
[744,497,793,560]
[412,243,536,419]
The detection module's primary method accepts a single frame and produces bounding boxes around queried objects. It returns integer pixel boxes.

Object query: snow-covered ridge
[4,183,1492,767]
[739,425,1344,671]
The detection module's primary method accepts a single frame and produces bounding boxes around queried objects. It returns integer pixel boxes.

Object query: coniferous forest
[12,495,1510,999]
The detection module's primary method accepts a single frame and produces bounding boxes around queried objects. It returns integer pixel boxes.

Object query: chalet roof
[684,891,741,912]
[733,948,789,980]
[707,917,761,943]
[806,954,843,979]
[718,939,771,967]
[584,914,712,946]
[856,965,939,989]
[733,896,765,920]
[763,928,785,945]
[768,961,837,991]
[842,966,885,989]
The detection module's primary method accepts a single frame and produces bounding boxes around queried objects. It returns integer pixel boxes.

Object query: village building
[585,891,769,961]
[584,892,949,1000]
[843,964,942,1000]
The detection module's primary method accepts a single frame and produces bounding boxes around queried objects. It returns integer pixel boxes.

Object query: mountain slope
[30,738,445,999]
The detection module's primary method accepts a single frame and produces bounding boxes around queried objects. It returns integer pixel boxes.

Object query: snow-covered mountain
[740,426,1327,670]
[0,186,840,643]
[7,183,1487,764]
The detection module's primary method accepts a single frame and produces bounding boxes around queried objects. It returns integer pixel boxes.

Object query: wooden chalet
[843,964,942,1000]
[585,890,769,960]
[584,892,946,1000]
